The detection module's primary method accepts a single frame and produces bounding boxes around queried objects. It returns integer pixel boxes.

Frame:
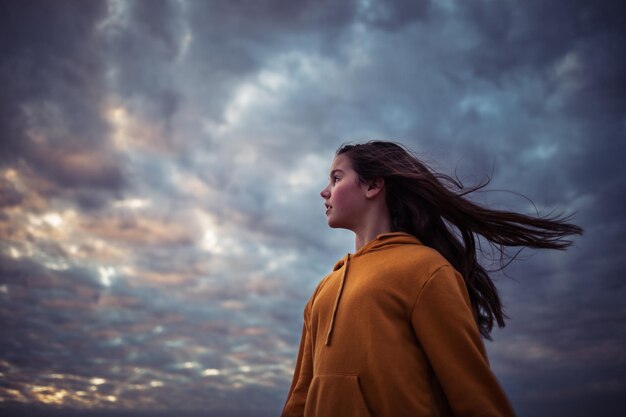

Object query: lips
[324,203,332,215]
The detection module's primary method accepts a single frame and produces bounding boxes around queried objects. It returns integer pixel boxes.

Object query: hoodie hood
[325,232,421,345]
[332,232,421,271]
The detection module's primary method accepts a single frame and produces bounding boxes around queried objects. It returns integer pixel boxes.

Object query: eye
[332,176,340,184]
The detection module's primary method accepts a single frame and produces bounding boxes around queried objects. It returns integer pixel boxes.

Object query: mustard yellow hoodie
[281,232,515,417]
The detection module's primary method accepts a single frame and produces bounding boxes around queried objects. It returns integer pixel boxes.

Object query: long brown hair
[337,140,583,338]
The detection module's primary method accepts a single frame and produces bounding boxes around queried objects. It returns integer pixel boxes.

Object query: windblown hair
[337,140,583,338]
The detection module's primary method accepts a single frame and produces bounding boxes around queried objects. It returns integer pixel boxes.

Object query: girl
[281,141,582,417]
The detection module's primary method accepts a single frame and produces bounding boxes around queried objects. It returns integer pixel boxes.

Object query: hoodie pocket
[304,374,373,417]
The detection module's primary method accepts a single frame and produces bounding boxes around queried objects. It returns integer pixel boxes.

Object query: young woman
[281,141,582,417]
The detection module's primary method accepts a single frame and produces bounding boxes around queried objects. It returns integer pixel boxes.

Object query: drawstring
[325,253,350,346]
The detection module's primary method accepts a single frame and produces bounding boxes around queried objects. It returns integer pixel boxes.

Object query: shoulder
[382,243,453,277]
[358,243,457,298]
[304,271,335,314]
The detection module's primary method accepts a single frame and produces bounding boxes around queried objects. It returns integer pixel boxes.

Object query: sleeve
[281,312,314,417]
[411,265,516,417]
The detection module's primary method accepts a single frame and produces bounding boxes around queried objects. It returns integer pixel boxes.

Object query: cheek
[331,185,346,203]
[332,183,358,207]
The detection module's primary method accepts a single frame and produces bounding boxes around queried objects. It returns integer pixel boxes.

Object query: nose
[320,184,330,199]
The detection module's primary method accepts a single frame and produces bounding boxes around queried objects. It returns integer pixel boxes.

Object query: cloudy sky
[1,0,624,416]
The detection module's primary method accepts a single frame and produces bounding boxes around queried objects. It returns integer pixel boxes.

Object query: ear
[364,178,385,199]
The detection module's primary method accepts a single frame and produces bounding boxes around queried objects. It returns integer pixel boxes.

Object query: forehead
[330,153,353,172]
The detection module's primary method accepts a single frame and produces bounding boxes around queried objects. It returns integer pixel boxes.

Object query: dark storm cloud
[187,0,357,57]
[0,1,125,202]
[452,0,626,206]
[460,0,626,83]
[100,0,184,137]
[0,179,23,208]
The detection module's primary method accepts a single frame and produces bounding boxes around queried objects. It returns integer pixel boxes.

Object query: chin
[327,217,350,230]
[326,217,340,228]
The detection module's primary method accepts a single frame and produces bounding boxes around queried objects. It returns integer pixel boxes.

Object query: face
[320,154,369,231]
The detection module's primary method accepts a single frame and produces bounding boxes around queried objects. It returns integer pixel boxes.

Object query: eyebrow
[329,169,344,178]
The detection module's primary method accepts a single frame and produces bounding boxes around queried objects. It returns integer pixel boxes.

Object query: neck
[353,212,392,251]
